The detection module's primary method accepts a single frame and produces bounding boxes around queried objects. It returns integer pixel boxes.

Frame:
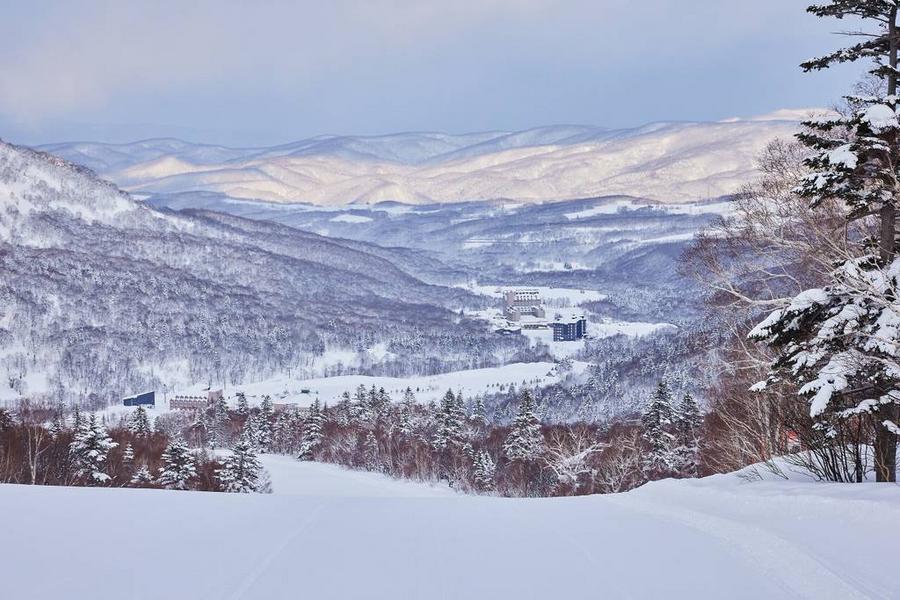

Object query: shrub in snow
[130,464,155,487]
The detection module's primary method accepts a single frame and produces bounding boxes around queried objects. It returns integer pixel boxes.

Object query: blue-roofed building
[123,391,156,407]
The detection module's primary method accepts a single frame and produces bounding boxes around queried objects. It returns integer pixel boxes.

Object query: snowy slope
[40,112,811,206]
[1,468,896,599]
[0,140,522,406]
[173,361,575,408]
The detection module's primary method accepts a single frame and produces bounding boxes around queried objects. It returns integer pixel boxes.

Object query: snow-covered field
[459,282,607,304]
[175,361,578,409]
[1,463,897,600]
[592,318,678,338]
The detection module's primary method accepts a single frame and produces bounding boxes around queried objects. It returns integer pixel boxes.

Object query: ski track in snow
[607,491,868,600]
[1,462,897,599]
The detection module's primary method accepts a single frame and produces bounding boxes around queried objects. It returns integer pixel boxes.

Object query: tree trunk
[874,7,899,483]
[874,405,898,482]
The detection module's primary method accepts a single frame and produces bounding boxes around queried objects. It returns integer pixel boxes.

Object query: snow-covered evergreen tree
[130,464,154,486]
[69,413,117,485]
[127,405,152,438]
[71,404,84,432]
[641,381,676,478]
[470,396,488,431]
[217,437,264,493]
[122,443,135,470]
[503,390,545,463]
[398,387,416,438]
[157,439,197,490]
[433,389,466,451]
[473,450,496,491]
[750,0,900,482]
[336,391,352,426]
[234,391,249,417]
[256,396,275,451]
[208,394,230,449]
[298,399,324,460]
[363,430,380,471]
[673,393,703,477]
[49,404,65,439]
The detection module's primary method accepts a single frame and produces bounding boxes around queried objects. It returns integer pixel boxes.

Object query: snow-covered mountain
[0,140,527,405]
[40,111,812,206]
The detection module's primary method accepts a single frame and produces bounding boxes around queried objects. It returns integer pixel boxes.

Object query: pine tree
[217,437,264,493]
[130,464,154,487]
[49,404,65,439]
[673,393,703,477]
[363,430,380,471]
[298,399,324,460]
[399,387,416,437]
[127,405,152,438]
[503,390,545,463]
[470,397,488,431]
[235,391,249,417]
[336,391,352,426]
[71,405,84,432]
[208,394,230,449]
[157,439,197,490]
[69,413,117,485]
[123,443,135,470]
[256,396,275,451]
[473,450,496,492]
[750,1,900,482]
[433,389,466,451]
[641,381,677,478]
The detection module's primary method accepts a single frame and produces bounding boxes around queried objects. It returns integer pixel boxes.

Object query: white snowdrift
[1,463,896,600]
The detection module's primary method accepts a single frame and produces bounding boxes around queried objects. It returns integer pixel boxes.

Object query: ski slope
[1,464,897,599]
[174,361,577,409]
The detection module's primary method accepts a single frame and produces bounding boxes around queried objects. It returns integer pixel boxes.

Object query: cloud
[0,0,864,144]
[0,0,552,121]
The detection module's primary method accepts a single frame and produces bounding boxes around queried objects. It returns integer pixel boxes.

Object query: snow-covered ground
[1,464,896,599]
[458,282,607,304]
[259,455,456,498]
[592,318,678,338]
[175,361,580,409]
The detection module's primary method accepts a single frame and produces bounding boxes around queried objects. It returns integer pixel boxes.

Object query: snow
[259,455,456,498]
[825,144,858,169]
[329,213,373,223]
[44,115,801,206]
[178,362,571,408]
[592,319,677,338]
[458,283,607,304]
[1,464,897,599]
[861,104,899,132]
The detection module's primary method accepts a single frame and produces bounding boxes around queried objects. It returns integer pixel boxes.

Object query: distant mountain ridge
[38,110,817,206]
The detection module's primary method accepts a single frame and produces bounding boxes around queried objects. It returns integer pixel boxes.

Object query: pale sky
[0,0,865,146]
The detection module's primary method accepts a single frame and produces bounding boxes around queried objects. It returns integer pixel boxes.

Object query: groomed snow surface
[1,458,897,600]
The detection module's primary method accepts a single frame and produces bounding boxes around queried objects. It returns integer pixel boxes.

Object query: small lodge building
[170,389,223,411]
[123,391,155,407]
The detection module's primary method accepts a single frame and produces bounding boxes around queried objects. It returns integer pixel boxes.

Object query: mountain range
[38,110,813,206]
[0,140,526,405]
